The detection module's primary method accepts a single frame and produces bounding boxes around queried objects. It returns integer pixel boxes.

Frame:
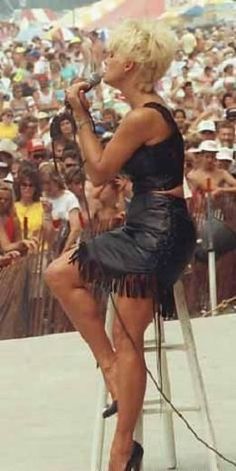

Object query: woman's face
[60,119,73,136]
[0,189,11,215]
[103,50,127,88]
[2,111,14,124]
[41,176,60,198]
[20,178,35,203]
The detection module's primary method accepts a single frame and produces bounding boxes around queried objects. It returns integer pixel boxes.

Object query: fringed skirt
[70,193,196,301]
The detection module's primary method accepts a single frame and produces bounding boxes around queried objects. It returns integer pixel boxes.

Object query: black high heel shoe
[125,441,144,471]
[102,400,118,419]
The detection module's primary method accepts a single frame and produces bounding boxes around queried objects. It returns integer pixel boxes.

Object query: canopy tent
[58,0,165,30]
[12,8,57,25]
[88,0,165,29]
[58,0,125,28]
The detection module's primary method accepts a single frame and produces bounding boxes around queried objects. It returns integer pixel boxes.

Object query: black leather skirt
[70,193,196,299]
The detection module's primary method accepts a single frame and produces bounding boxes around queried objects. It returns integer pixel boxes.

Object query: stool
[90,280,221,471]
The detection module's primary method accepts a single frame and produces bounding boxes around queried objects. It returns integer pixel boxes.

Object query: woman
[34,80,59,113]
[0,108,18,141]
[15,163,44,239]
[0,180,21,243]
[39,162,80,253]
[0,179,37,255]
[10,83,28,120]
[45,20,196,471]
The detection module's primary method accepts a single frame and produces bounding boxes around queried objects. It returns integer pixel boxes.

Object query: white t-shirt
[47,190,80,221]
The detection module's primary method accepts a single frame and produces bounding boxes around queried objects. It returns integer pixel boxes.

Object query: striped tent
[13,8,57,25]
[58,0,165,29]
[58,0,125,28]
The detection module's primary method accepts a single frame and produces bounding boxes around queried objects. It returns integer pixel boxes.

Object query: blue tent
[15,25,44,42]
[182,5,204,17]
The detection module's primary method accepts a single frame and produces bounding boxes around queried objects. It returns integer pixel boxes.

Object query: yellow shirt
[15,201,43,238]
[0,122,18,140]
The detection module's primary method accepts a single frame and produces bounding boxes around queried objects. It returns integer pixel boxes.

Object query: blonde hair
[108,19,176,92]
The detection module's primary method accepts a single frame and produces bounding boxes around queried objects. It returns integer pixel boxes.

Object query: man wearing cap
[187,140,236,196]
[216,148,234,173]
[68,36,92,79]
[27,138,48,167]
[197,120,216,141]
[0,139,17,182]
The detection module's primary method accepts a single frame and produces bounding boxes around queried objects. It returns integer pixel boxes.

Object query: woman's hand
[41,197,53,215]
[66,82,91,119]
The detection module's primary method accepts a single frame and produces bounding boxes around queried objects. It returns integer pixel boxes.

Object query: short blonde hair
[108,19,176,92]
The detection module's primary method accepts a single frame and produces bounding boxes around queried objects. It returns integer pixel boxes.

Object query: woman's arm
[66,84,168,186]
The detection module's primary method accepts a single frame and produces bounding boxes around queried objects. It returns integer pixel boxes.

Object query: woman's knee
[44,258,66,292]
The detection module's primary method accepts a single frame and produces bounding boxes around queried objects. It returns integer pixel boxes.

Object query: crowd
[0,20,235,313]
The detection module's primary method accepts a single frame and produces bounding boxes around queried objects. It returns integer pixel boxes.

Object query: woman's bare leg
[109,296,153,471]
[45,250,117,399]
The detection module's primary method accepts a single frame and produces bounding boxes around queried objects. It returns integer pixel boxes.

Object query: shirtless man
[187,140,236,198]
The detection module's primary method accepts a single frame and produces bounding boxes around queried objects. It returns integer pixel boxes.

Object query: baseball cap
[15,47,26,54]
[28,49,41,59]
[186,147,201,154]
[216,147,234,162]
[69,37,81,45]
[198,140,218,153]
[197,120,216,133]
[27,138,45,153]
[36,111,50,120]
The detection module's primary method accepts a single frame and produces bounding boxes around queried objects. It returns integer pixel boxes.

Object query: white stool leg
[90,296,115,471]
[174,281,221,471]
[155,316,177,469]
[91,382,108,471]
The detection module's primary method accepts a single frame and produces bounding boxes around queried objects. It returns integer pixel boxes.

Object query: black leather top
[122,102,184,195]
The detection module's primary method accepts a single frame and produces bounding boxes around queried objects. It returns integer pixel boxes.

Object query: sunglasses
[20,182,34,188]
[65,163,77,168]
[32,153,46,160]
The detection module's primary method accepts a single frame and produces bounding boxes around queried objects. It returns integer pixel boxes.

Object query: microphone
[82,72,102,92]
[64,73,102,111]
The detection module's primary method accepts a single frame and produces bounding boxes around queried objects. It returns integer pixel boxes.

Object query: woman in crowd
[0,108,18,141]
[0,180,21,243]
[0,179,37,255]
[45,20,196,470]
[15,163,44,239]
[39,162,81,253]
[34,79,59,113]
[10,83,28,120]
